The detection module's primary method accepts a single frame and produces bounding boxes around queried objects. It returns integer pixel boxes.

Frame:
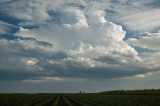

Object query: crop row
[72,94,160,106]
[1,94,160,106]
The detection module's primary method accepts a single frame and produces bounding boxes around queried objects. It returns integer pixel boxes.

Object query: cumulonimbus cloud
[0,0,160,83]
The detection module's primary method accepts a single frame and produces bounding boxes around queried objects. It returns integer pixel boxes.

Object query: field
[1,89,160,106]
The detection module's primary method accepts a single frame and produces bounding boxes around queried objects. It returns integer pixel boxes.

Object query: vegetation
[1,89,160,106]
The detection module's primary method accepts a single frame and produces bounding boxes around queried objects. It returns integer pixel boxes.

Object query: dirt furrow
[30,98,50,106]
[57,96,68,106]
[42,96,57,106]
[68,96,104,106]
[66,96,87,106]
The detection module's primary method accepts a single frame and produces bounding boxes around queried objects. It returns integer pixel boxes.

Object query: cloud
[134,72,153,78]
[127,32,160,50]
[0,0,142,81]
[105,0,160,32]
[62,8,88,28]
[23,77,63,83]
[0,0,87,24]
[0,30,142,81]
[0,38,54,80]
[0,20,18,34]
[120,72,153,80]
[141,52,160,69]
[126,31,160,70]
[119,9,160,31]
[0,0,160,90]
[1,0,159,32]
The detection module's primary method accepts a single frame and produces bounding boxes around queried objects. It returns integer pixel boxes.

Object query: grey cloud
[95,56,125,64]
[45,62,158,79]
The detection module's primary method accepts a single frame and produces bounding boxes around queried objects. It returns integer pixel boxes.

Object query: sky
[0,0,160,93]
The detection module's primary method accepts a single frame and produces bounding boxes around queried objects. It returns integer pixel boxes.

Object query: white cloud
[86,10,107,25]
[135,72,153,78]
[1,0,87,24]
[127,32,160,50]
[119,9,160,31]
[126,31,160,70]
[141,52,160,69]
[23,77,63,83]
[63,8,88,28]
[2,0,159,32]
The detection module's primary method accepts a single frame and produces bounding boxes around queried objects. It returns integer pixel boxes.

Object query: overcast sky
[0,0,160,93]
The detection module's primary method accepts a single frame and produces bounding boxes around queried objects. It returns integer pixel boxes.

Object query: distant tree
[79,91,82,94]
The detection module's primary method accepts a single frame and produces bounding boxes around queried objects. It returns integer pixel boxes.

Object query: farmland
[1,89,160,106]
